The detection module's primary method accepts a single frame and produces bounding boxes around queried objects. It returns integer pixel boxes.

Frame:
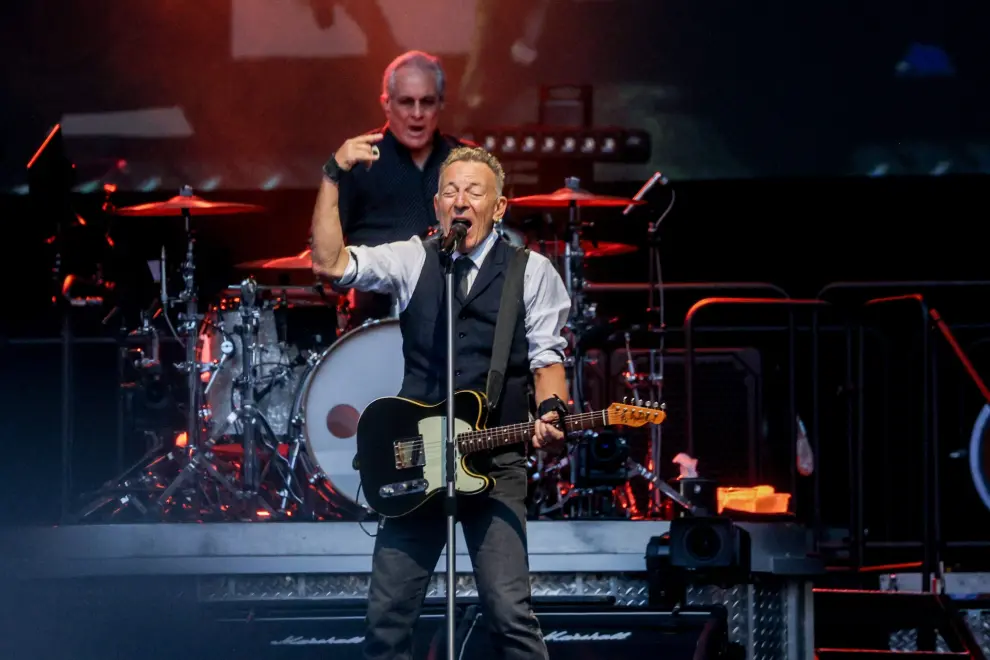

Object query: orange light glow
[175,432,188,448]
[717,485,790,514]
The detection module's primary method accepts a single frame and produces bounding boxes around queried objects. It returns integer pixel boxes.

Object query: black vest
[398,238,531,432]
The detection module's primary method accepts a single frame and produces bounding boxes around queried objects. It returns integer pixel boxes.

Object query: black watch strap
[537,395,568,423]
[322,154,343,183]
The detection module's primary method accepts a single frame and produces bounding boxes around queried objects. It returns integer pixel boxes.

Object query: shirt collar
[382,124,447,165]
[453,227,499,269]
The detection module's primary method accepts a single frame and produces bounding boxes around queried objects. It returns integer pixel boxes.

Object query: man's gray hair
[381,51,446,102]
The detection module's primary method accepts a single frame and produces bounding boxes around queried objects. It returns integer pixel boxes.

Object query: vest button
[455,370,462,377]
[458,332,466,339]
[458,313,467,320]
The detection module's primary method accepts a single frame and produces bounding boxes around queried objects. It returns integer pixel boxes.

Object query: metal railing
[682,297,830,521]
[817,281,990,588]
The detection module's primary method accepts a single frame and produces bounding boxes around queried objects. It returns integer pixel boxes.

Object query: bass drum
[293,318,405,510]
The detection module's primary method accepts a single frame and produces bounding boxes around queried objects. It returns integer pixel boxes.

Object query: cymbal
[115,194,265,217]
[530,240,637,258]
[236,249,313,271]
[509,187,645,209]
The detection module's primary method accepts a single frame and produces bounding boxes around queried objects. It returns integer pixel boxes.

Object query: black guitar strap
[485,246,530,411]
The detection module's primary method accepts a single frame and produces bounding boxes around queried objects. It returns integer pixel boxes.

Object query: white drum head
[300,318,405,507]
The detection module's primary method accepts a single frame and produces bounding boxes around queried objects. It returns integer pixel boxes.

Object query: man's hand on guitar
[532,411,565,449]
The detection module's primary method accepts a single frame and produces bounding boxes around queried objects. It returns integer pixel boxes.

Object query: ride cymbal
[509,187,645,208]
[115,194,265,217]
[236,250,313,271]
[529,240,637,258]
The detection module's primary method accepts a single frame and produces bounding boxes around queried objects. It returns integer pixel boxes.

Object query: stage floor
[0,519,677,579]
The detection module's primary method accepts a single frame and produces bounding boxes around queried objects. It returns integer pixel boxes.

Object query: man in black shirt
[323,50,471,326]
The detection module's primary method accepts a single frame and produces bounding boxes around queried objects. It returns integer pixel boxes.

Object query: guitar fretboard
[456,410,610,455]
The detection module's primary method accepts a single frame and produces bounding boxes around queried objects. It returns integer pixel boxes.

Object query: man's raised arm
[311,177,350,280]
[311,132,384,280]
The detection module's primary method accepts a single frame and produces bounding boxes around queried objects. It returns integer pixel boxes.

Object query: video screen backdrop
[2,0,988,191]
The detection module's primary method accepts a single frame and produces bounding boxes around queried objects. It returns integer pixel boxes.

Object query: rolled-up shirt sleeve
[523,252,571,370]
[336,237,426,311]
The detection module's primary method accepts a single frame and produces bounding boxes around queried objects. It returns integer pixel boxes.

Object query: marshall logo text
[544,630,633,642]
[271,635,364,646]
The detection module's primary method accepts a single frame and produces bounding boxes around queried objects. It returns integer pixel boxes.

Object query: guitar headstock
[607,397,667,427]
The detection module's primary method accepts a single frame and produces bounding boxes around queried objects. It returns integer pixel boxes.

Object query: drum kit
[75,175,672,523]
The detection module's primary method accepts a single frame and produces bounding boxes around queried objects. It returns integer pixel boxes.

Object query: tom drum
[199,286,338,439]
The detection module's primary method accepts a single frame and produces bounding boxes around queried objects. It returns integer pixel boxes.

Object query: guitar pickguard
[412,415,488,495]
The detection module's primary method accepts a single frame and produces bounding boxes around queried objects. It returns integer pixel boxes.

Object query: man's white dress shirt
[338,229,570,371]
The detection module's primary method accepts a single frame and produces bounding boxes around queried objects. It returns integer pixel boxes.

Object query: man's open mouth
[452,218,472,230]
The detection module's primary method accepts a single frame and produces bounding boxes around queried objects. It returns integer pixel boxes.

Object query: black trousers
[363,471,547,660]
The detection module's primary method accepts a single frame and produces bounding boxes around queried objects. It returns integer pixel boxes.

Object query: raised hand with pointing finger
[334,133,384,171]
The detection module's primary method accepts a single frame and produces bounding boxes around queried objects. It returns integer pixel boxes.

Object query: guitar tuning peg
[652,401,658,408]
[636,399,643,407]
[623,396,628,404]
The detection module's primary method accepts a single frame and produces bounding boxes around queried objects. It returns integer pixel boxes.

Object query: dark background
[2,175,989,562]
[0,0,988,563]
[1,0,989,189]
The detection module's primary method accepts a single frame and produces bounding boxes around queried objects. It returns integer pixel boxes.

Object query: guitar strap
[485,246,530,411]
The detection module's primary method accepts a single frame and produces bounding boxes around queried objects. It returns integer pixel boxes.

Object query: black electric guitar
[354,391,666,518]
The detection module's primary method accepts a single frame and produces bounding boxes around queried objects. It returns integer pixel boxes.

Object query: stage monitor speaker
[668,517,750,573]
[452,605,730,659]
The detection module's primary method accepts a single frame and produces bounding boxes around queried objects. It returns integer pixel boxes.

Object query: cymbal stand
[561,177,590,414]
[177,200,201,454]
[641,200,670,516]
[155,187,245,515]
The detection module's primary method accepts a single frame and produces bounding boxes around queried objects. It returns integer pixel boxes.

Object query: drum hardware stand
[198,278,303,517]
[281,351,329,515]
[146,187,255,517]
[235,277,262,493]
[622,332,666,516]
[624,454,697,515]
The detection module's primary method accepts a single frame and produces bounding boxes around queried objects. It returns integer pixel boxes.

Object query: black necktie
[453,257,473,300]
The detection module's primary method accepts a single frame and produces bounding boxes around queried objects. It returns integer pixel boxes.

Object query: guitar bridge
[379,479,428,498]
[393,435,425,469]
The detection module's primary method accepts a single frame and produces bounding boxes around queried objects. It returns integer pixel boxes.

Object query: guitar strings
[391,410,616,455]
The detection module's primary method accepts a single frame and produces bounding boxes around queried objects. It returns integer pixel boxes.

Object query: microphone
[622,171,668,216]
[440,222,468,256]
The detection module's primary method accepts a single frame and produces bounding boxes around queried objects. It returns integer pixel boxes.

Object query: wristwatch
[537,395,568,424]
[322,154,343,184]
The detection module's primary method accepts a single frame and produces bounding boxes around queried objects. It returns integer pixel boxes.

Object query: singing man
[312,144,571,659]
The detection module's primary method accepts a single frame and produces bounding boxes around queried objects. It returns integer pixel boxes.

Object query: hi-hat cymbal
[530,240,637,258]
[236,250,313,271]
[509,187,645,208]
[115,194,265,217]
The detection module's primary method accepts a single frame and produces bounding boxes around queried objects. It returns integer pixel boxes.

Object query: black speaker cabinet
[454,606,729,659]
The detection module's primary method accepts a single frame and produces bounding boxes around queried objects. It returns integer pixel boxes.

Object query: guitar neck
[457,410,612,455]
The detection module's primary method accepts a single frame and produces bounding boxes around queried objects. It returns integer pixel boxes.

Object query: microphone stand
[441,224,467,660]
